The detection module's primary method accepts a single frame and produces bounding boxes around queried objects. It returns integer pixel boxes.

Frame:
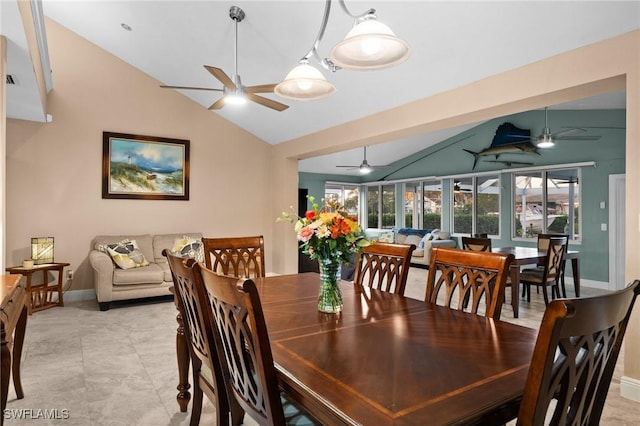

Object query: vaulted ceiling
[4,1,637,175]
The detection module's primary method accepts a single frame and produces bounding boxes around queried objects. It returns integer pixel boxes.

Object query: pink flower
[298,226,315,242]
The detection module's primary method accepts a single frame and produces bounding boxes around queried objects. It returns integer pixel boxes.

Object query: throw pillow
[419,233,432,248]
[104,239,149,270]
[378,231,394,243]
[403,234,423,247]
[171,236,205,263]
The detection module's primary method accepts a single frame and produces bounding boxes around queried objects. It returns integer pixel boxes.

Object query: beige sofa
[365,228,457,268]
[89,233,202,311]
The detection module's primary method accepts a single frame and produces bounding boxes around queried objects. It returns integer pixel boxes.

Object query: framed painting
[102,132,190,200]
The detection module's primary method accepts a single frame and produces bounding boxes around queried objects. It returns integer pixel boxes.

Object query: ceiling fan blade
[550,128,585,138]
[160,84,223,91]
[204,66,236,90]
[245,84,277,94]
[336,165,360,168]
[208,97,226,110]
[555,135,602,141]
[247,93,289,111]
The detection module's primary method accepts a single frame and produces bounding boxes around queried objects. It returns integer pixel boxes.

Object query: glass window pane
[367,186,379,228]
[453,178,473,234]
[476,175,500,236]
[404,182,419,228]
[513,172,543,238]
[324,184,341,207]
[381,184,395,229]
[546,169,579,240]
[423,180,442,229]
[343,186,360,222]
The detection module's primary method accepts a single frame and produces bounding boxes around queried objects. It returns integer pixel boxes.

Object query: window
[513,168,580,240]
[325,183,360,222]
[366,184,396,229]
[404,180,442,229]
[452,177,473,234]
[452,175,500,236]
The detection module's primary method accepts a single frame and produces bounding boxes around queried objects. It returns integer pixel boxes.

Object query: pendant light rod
[338,0,375,20]
[301,0,375,72]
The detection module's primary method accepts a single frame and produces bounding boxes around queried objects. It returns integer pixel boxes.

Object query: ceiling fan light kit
[274,0,410,101]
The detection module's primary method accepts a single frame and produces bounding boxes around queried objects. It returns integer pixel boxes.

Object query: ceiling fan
[160,6,288,112]
[509,107,600,148]
[336,146,390,174]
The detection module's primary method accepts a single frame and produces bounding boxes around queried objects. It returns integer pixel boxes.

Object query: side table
[5,262,70,314]
[1,275,28,426]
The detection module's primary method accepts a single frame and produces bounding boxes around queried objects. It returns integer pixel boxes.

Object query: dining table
[492,246,580,318]
[175,272,539,425]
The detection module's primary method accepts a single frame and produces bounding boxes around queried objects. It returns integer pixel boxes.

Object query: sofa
[365,228,457,268]
[89,233,203,311]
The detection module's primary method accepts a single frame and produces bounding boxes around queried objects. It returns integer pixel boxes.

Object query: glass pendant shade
[275,62,337,100]
[330,18,410,70]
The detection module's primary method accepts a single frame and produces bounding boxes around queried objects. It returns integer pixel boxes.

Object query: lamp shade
[330,18,410,70]
[275,62,336,100]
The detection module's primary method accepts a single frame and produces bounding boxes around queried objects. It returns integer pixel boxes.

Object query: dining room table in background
[492,246,580,318]
[175,272,539,425]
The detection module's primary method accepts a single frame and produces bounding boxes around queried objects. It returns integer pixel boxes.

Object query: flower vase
[317,259,343,314]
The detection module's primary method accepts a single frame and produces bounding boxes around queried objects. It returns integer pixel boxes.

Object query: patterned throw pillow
[104,239,149,270]
[171,236,205,263]
[378,231,395,243]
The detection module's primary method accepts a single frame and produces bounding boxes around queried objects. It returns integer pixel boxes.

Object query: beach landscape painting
[102,132,190,200]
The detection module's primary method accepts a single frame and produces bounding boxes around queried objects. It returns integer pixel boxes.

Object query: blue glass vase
[318,258,343,314]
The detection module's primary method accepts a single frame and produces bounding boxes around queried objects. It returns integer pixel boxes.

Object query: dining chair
[202,235,266,278]
[535,233,570,297]
[461,236,492,252]
[353,242,416,296]
[515,279,640,426]
[425,247,514,320]
[520,236,568,305]
[163,250,241,426]
[192,262,319,426]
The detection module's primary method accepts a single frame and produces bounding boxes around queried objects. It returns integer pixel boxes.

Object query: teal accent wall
[299,109,626,283]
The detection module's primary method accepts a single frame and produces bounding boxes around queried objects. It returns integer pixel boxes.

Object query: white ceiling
[4,1,637,175]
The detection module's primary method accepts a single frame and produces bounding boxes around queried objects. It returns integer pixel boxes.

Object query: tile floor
[4,268,639,425]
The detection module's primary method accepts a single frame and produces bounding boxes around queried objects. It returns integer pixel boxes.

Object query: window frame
[449,173,501,238]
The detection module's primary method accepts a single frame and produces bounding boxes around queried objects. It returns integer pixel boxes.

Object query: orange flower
[330,217,351,239]
[305,210,316,221]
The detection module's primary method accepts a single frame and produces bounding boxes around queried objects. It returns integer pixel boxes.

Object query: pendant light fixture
[275,0,410,101]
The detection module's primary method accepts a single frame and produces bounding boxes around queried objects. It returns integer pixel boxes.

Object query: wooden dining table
[492,246,580,318]
[175,272,539,425]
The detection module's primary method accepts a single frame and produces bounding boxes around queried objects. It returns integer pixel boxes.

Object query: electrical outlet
[67,269,74,280]
[601,223,607,232]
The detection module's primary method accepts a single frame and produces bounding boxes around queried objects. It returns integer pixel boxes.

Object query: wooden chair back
[426,247,514,320]
[203,235,266,278]
[162,250,232,426]
[461,236,492,252]
[520,236,569,305]
[192,262,286,426]
[517,280,640,425]
[536,233,569,265]
[353,242,416,296]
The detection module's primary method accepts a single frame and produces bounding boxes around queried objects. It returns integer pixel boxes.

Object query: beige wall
[271,30,640,394]
[1,36,7,273]
[5,19,275,289]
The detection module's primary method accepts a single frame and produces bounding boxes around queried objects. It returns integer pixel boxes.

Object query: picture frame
[102,132,190,200]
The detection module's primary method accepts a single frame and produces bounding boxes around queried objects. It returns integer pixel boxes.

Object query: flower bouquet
[278,196,370,313]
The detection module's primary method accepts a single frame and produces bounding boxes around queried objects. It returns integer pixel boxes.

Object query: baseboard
[621,376,640,402]
[578,279,609,291]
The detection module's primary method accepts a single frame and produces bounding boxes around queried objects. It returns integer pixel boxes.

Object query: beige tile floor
[4,268,639,425]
